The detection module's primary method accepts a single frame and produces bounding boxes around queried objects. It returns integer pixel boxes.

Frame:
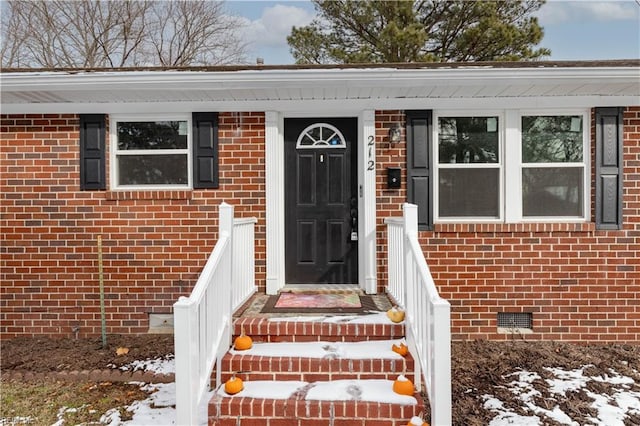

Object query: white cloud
[537,0,640,25]
[239,4,315,49]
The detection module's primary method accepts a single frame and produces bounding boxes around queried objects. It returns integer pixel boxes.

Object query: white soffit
[1,63,639,114]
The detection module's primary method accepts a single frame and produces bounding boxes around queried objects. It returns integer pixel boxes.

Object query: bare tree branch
[1,2,28,67]
[1,0,247,68]
[148,0,247,66]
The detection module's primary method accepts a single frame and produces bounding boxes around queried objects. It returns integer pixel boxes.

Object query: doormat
[260,292,378,314]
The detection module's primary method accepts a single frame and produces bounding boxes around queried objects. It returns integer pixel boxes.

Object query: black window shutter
[79,114,106,190]
[595,107,624,230]
[192,112,219,189]
[406,110,433,230]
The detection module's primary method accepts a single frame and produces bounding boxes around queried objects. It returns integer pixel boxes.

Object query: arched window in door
[296,123,346,149]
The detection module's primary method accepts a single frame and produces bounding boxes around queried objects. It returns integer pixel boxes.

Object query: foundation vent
[148,313,174,334]
[497,312,533,332]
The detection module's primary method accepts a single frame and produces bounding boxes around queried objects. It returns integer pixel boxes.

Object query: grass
[0,379,149,426]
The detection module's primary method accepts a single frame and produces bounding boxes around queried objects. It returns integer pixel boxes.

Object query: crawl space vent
[497,312,533,330]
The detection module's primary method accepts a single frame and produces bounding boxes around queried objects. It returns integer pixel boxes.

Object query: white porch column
[265,110,285,294]
[359,110,377,294]
[504,109,521,223]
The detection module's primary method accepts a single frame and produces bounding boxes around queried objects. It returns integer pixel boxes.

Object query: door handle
[350,197,358,242]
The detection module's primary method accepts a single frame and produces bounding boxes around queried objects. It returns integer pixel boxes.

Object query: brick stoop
[235,317,406,343]
[209,388,423,425]
[209,316,426,425]
[220,352,416,383]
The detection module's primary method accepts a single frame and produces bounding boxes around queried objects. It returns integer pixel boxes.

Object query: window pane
[522,167,583,217]
[522,116,583,163]
[118,121,188,150]
[297,124,346,148]
[438,117,499,164]
[439,168,500,217]
[118,155,188,185]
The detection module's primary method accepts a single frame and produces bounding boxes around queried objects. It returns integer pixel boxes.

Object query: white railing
[386,216,405,306]
[173,202,257,426]
[232,217,258,309]
[385,203,452,426]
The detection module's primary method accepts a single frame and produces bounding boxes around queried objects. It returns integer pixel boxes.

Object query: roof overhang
[1,61,639,114]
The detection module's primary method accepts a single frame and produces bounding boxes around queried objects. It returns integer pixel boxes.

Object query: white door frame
[265,110,377,295]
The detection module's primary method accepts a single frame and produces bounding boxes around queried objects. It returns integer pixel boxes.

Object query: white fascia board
[2,95,638,115]
[2,66,639,93]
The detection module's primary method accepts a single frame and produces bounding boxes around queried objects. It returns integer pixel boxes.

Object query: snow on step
[216,379,417,405]
[217,380,307,399]
[306,379,417,405]
[229,339,406,360]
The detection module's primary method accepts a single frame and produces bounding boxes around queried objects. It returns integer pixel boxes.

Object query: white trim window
[520,113,588,219]
[434,110,589,223]
[435,112,503,221]
[110,114,192,189]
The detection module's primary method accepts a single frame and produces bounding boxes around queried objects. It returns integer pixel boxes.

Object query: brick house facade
[2,112,268,336]
[375,108,640,342]
[1,62,639,341]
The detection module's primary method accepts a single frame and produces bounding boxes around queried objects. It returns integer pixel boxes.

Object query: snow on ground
[52,406,90,426]
[100,357,201,426]
[103,383,176,425]
[124,355,176,375]
[483,397,542,426]
[110,355,175,375]
[483,365,640,426]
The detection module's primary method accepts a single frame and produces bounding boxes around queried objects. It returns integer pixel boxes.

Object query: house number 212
[367,135,375,171]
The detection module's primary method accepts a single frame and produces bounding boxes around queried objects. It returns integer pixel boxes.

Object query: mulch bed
[0,334,175,383]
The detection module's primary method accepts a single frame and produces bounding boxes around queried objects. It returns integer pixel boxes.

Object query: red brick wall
[374,111,408,290]
[375,108,640,343]
[1,113,266,338]
[2,108,638,342]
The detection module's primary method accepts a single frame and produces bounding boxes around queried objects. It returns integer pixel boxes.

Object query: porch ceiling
[1,61,639,114]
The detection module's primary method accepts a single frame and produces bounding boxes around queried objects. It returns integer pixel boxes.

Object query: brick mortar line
[1,368,175,384]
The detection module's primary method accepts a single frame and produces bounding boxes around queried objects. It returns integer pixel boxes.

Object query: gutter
[2,65,640,93]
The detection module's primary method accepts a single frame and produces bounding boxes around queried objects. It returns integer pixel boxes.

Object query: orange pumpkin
[224,375,244,395]
[386,307,405,323]
[407,416,429,426]
[392,341,409,357]
[234,327,253,351]
[392,374,414,396]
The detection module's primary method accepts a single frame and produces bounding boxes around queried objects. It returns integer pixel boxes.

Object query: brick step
[209,379,425,426]
[221,340,416,383]
[234,315,405,343]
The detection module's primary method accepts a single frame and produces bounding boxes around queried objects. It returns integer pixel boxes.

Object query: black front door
[284,118,358,284]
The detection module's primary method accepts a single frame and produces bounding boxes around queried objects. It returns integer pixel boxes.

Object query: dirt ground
[0,334,174,373]
[451,339,640,425]
[1,335,639,425]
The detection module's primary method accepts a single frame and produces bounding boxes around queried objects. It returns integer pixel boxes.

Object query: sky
[225,0,640,65]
